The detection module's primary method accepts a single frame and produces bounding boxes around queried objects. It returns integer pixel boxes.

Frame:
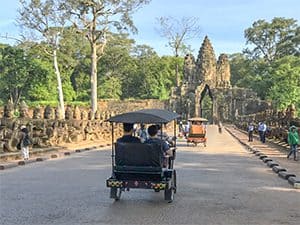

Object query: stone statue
[33,107,42,119]
[19,101,29,118]
[65,105,73,120]
[73,106,81,120]
[3,100,14,118]
[44,105,54,119]
[81,110,88,120]
[55,108,60,120]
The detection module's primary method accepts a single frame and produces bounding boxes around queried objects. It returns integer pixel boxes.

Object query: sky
[0,0,299,57]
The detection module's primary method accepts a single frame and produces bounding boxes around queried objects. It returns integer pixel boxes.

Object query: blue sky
[0,0,299,56]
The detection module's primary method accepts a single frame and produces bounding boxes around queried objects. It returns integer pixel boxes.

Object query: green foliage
[26,58,58,101]
[266,56,300,111]
[0,46,54,106]
[231,17,300,114]
[244,17,300,63]
[98,76,122,99]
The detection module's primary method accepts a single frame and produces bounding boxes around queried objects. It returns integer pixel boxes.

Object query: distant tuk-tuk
[186,117,208,147]
[106,109,179,202]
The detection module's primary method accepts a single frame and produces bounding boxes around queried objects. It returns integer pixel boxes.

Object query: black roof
[107,109,180,124]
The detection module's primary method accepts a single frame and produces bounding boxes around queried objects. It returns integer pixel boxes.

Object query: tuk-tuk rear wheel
[165,170,176,202]
[110,187,122,201]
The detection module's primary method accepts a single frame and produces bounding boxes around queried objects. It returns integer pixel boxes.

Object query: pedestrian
[248,122,254,142]
[218,121,222,134]
[183,122,190,138]
[258,122,267,143]
[138,124,148,143]
[19,125,32,160]
[287,125,299,161]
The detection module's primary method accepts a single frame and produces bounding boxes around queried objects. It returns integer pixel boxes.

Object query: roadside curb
[0,143,111,171]
[225,126,298,189]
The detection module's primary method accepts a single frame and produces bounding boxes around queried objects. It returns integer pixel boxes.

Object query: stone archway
[195,84,215,122]
[169,36,270,123]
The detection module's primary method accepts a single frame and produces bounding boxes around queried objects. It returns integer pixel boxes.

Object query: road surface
[1,125,299,225]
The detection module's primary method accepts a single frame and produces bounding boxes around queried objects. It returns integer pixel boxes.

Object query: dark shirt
[145,137,170,153]
[117,135,141,143]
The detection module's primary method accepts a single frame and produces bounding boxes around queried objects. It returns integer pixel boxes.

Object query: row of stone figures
[2,101,114,121]
[0,118,122,153]
[0,102,123,153]
[235,105,299,142]
[236,105,298,127]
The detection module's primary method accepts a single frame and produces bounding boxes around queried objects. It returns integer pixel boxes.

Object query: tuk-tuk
[186,117,208,147]
[106,109,179,202]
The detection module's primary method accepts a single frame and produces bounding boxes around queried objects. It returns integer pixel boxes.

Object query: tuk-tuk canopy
[188,117,208,122]
[107,109,180,124]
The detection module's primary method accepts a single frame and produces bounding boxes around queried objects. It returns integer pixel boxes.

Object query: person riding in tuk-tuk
[117,123,141,143]
[145,125,173,156]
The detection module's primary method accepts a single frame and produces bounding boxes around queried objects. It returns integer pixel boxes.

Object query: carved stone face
[3,103,14,118]
[44,106,53,119]
[33,108,41,119]
[65,106,73,120]
[73,106,81,120]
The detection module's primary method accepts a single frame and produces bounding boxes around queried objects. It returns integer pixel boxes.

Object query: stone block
[18,161,25,166]
[51,154,58,158]
[278,171,296,180]
[266,161,279,168]
[263,157,272,163]
[272,166,287,173]
[288,176,300,187]
[259,155,268,159]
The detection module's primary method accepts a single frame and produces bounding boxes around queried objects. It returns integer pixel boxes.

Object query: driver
[117,123,141,143]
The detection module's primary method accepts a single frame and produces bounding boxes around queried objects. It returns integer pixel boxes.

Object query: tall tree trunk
[53,49,65,120]
[175,62,179,87]
[175,50,179,87]
[90,43,98,117]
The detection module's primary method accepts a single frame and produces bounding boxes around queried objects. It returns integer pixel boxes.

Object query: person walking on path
[248,122,254,142]
[258,122,267,143]
[19,125,32,160]
[287,125,299,161]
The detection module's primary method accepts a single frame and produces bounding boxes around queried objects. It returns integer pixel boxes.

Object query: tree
[0,46,54,106]
[266,56,300,111]
[18,0,70,119]
[65,0,150,115]
[244,17,300,63]
[156,16,201,86]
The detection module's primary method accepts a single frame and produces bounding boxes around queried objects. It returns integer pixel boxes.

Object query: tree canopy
[231,17,300,115]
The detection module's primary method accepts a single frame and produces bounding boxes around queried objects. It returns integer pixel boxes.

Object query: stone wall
[0,99,166,154]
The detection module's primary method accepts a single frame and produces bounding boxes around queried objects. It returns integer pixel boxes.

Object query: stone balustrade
[234,105,299,142]
[0,99,167,155]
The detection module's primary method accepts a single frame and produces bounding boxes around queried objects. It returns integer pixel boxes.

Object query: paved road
[1,126,299,225]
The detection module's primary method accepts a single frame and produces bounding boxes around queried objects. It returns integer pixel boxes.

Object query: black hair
[123,123,134,132]
[21,127,29,134]
[148,125,158,136]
